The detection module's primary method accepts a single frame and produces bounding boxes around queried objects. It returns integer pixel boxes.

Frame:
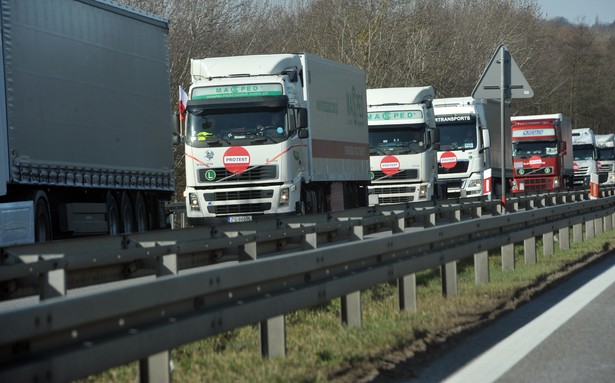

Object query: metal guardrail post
[594,217,604,235]
[398,274,417,312]
[604,214,613,232]
[341,291,362,328]
[524,236,536,265]
[342,221,363,328]
[474,251,489,284]
[302,223,318,250]
[559,226,570,250]
[441,207,459,297]
[441,262,457,298]
[585,220,596,240]
[260,316,286,358]
[573,222,583,243]
[543,231,554,256]
[139,351,171,383]
[424,211,436,228]
[392,214,417,312]
[257,225,286,357]
[501,243,515,271]
[140,236,178,383]
[472,203,482,219]
[41,268,67,300]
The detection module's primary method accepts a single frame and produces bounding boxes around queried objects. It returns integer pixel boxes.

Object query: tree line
[120,0,615,194]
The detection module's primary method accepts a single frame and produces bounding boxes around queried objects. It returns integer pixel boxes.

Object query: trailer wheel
[133,192,149,232]
[33,193,51,243]
[316,188,327,213]
[120,192,135,234]
[105,192,121,235]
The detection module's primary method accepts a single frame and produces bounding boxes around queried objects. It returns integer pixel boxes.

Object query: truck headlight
[189,193,201,211]
[279,187,290,206]
[553,177,560,187]
[419,184,428,198]
[466,179,481,189]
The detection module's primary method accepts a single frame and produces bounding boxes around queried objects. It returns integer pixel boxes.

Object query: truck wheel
[303,189,316,214]
[317,188,327,213]
[33,193,52,243]
[106,192,121,235]
[133,192,149,232]
[120,191,135,234]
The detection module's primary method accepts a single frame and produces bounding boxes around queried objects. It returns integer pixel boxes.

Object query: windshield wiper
[370,148,387,155]
[207,134,233,146]
[250,136,279,145]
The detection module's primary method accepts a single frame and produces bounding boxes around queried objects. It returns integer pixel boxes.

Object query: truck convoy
[510,114,573,193]
[433,97,497,198]
[366,87,439,205]
[572,128,598,188]
[594,134,615,185]
[0,0,174,247]
[182,53,369,224]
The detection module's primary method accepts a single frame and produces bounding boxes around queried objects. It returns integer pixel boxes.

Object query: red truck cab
[510,114,573,193]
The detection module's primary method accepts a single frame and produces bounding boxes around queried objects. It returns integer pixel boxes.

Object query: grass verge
[82,228,615,383]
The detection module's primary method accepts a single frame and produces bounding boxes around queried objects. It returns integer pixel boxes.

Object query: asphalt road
[406,254,615,383]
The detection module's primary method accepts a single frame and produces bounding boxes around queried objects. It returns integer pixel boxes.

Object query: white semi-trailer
[0,0,174,246]
[182,53,369,224]
[366,87,439,204]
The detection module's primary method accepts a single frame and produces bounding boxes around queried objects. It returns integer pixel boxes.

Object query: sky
[537,0,615,24]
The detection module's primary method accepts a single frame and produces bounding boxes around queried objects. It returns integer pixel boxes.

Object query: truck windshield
[597,148,615,160]
[438,123,477,151]
[369,124,426,155]
[573,145,596,160]
[187,108,288,146]
[513,141,558,158]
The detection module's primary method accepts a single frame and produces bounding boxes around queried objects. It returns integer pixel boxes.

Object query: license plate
[227,215,253,223]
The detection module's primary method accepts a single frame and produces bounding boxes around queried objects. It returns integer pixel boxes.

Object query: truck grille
[198,165,277,183]
[573,165,590,176]
[371,186,416,194]
[372,169,419,181]
[379,196,414,204]
[520,177,551,192]
[438,162,469,174]
[443,180,463,198]
[204,189,274,202]
[599,163,611,173]
[207,203,272,215]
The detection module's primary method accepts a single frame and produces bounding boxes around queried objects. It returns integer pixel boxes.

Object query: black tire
[133,192,149,232]
[106,192,121,235]
[304,189,316,214]
[316,187,327,213]
[120,191,135,234]
[33,192,52,243]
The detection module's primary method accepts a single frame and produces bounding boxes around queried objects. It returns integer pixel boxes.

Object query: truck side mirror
[560,141,567,154]
[172,113,182,145]
[431,127,440,144]
[297,108,308,129]
[482,129,490,148]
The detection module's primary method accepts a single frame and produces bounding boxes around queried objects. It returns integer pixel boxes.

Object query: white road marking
[444,263,615,383]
